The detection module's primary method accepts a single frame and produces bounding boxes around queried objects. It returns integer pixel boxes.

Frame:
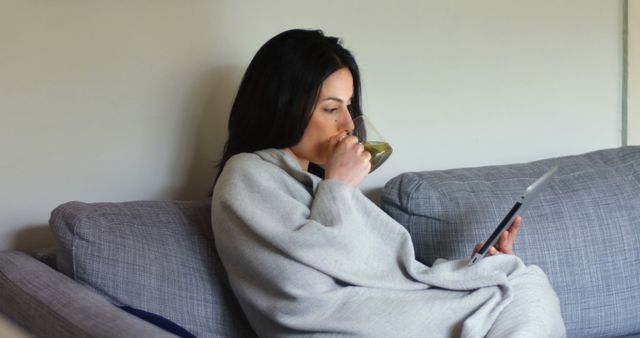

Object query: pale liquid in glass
[363,141,393,172]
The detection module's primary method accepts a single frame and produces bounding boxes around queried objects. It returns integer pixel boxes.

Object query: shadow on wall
[176,65,243,200]
[12,225,54,252]
[363,187,384,206]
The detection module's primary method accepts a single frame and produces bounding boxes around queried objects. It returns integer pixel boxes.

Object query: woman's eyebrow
[320,96,353,103]
[319,97,344,103]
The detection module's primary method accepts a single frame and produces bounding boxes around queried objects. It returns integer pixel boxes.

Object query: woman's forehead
[319,69,353,100]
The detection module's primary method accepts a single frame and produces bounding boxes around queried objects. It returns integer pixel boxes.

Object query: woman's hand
[471,216,522,257]
[324,134,371,187]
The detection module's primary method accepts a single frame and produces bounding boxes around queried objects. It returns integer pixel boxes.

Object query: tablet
[468,165,558,265]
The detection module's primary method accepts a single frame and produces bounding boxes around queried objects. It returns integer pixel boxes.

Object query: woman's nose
[342,109,355,132]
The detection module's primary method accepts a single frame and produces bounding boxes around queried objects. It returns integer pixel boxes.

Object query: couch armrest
[0,251,175,337]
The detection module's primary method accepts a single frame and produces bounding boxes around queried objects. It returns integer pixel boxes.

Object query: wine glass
[350,115,393,172]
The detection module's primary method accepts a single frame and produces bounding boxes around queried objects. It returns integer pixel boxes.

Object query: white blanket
[211,148,565,337]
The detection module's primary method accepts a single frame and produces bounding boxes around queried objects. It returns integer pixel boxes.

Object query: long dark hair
[215,29,363,183]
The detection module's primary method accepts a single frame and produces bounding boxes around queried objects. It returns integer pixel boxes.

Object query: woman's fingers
[473,216,523,258]
[472,242,483,257]
[508,216,522,243]
[325,135,371,187]
[328,133,349,150]
[497,216,522,255]
[498,231,513,254]
[472,241,500,257]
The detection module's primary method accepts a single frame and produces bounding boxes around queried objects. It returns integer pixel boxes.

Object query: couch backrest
[50,199,256,337]
[382,146,640,338]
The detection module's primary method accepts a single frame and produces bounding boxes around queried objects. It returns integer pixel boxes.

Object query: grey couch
[382,146,640,338]
[0,146,639,337]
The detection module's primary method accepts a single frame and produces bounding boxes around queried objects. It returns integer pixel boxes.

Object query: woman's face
[288,68,355,169]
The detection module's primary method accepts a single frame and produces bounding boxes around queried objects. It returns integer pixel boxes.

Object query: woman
[211,29,565,337]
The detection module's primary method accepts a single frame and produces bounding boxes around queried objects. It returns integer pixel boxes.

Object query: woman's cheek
[317,139,331,164]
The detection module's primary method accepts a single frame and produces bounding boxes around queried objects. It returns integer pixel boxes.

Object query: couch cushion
[50,200,256,338]
[0,251,175,337]
[382,146,640,338]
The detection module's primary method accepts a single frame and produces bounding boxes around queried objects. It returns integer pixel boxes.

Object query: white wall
[0,1,623,251]
[629,0,640,145]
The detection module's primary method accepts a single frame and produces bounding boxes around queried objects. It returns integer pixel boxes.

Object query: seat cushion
[382,146,640,338]
[50,199,256,338]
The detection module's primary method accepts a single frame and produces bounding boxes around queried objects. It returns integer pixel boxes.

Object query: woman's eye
[324,108,339,113]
